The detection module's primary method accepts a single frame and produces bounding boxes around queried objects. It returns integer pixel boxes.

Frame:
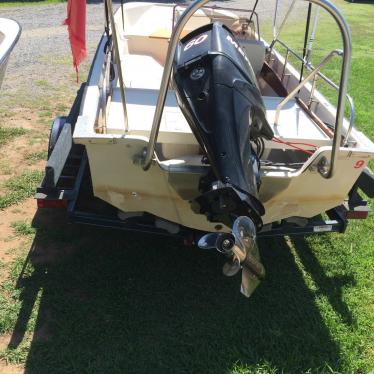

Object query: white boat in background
[0,18,21,89]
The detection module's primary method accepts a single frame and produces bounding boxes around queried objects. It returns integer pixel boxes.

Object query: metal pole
[306,5,321,62]
[106,0,128,131]
[342,94,355,146]
[306,0,352,178]
[120,0,125,30]
[299,3,312,83]
[248,0,259,25]
[270,0,297,49]
[142,0,210,170]
[273,0,280,41]
[281,49,290,81]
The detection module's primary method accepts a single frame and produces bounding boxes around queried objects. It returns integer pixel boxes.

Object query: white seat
[107,87,197,145]
[107,64,331,151]
[263,96,332,148]
[108,54,197,145]
[122,54,164,89]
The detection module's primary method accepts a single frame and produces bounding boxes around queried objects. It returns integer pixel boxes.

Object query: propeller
[198,216,265,297]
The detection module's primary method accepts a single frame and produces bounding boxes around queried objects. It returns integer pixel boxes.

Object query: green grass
[25,150,48,163]
[0,170,43,209]
[0,127,26,147]
[0,218,372,373]
[0,0,373,373]
[11,221,37,236]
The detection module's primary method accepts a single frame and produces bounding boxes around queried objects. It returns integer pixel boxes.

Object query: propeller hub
[216,234,235,253]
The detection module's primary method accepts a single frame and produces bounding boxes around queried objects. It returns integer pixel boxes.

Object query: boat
[36,0,374,297]
[0,18,21,89]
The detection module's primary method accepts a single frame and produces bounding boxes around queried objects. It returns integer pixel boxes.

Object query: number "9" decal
[354,160,365,169]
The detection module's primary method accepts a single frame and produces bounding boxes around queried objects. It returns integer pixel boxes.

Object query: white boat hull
[0,18,21,89]
[73,2,374,232]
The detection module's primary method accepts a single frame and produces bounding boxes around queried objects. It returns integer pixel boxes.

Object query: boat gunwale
[0,17,22,67]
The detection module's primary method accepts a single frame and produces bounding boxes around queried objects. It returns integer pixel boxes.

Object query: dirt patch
[0,199,36,264]
[0,334,12,351]
[0,143,42,188]
[0,336,24,374]
[0,333,26,351]
[0,107,48,197]
[0,361,23,374]
[1,110,43,132]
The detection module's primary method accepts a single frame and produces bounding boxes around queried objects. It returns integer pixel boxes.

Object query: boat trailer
[35,84,373,241]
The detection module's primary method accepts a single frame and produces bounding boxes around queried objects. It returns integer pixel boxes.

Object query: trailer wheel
[47,84,86,157]
[48,116,67,157]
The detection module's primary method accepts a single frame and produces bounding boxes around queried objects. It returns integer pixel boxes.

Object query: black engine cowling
[173,22,273,227]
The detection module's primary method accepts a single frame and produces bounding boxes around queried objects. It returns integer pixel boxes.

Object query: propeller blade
[198,232,236,254]
[232,216,265,297]
[197,232,221,249]
[241,243,266,280]
[241,266,261,298]
[222,258,241,277]
[232,216,256,253]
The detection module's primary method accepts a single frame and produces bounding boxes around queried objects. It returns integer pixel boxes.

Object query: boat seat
[111,54,196,144]
[107,87,197,145]
[122,54,164,89]
[239,39,266,76]
[263,96,332,148]
[106,90,332,150]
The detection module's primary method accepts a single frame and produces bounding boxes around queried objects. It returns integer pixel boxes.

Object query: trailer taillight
[346,210,369,220]
[37,199,67,209]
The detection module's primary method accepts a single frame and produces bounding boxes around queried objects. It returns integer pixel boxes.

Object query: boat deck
[107,86,332,150]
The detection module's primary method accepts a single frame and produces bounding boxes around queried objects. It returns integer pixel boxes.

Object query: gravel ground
[1,2,105,96]
[2,2,105,70]
[1,0,305,98]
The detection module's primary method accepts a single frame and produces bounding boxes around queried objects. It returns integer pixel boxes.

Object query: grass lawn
[0,0,373,373]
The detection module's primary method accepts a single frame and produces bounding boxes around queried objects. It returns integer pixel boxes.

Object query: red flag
[64,0,87,80]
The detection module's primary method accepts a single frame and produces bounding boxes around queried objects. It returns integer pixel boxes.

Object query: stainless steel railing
[141,0,352,179]
[272,39,355,146]
[270,0,297,50]
[142,0,210,170]
[274,49,343,126]
[106,0,128,131]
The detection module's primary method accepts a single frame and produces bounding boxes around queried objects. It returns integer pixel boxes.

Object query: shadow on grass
[7,208,349,373]
[290,236,355,326]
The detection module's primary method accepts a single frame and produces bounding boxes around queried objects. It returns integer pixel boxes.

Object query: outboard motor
[173,22,273,297]
[173,22,273,226]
